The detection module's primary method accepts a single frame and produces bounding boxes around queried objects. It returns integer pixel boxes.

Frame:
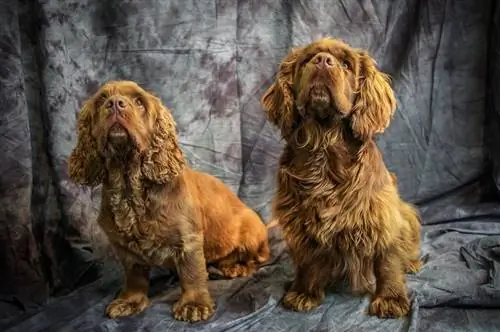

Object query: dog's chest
[278,151,388,255]
[112,219,179,266]
[102,217,178,267]
[278,150,346,202]
[101,191,181,267]
[321,225,379,255]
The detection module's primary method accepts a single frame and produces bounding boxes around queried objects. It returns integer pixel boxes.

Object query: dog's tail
[266,218,280,229]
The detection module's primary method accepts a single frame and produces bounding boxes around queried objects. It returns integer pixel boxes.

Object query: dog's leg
[349,258,375,296]
[173,245,215,322]
[400,201,422,274]
[106,262,151,318]
[282,258,331,312]
[215,212,271,278]
[368,246,411,318]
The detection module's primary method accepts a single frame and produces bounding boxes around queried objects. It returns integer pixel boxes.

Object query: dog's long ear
[261,48,302,136]
[68,99,105,186]
[140,93,185,183]
[350,51,396,140]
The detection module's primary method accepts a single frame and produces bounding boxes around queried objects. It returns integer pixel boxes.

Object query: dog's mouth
[108,123,130,142]
[309,84,331,103]
[296,67,347,121]
[305,82,332,117]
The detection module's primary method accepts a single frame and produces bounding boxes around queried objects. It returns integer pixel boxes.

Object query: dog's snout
[106,96,127,113]
[311,52,335,68]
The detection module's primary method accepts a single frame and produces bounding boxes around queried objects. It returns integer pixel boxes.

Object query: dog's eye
[342,61,351,70]
[135,98,144,108]
[95,95,107,108]
[302,55,314,66]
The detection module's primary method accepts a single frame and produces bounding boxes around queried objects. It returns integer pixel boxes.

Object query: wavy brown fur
[68,81,270,322]
[261,38,421,318]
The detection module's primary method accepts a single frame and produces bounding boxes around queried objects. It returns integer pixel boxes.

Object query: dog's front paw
[368,294,410,318]
[173,294,215,322]
[105,296,150,318]
[282,291,323,312]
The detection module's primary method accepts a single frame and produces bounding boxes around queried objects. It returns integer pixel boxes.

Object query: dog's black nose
[106,96,127,113]
[311,52,335,68]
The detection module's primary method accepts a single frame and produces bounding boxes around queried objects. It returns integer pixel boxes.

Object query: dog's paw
[173,299,215,322]
[105,296,150,318]
[219,263,256,278]
[406,259,422,274]
[282,291,323,312]
[368,295,410,318]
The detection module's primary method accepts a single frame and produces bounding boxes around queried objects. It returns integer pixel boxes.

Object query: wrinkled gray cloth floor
[5,207,500,332]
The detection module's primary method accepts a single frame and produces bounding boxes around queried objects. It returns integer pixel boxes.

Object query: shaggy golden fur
[261,38,422,318]
[68,80,270,322]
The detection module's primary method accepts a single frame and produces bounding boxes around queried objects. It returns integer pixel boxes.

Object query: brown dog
[261,37,421,318]
[68,80,270,322]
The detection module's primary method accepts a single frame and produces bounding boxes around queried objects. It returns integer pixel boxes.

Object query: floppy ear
[68,99,105,186]
[261,48,302,136]
[140,94,185,183]
[350,51,396,140]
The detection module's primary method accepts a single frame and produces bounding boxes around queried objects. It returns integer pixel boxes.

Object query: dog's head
[68,80,185,186]
[262,37,396,140]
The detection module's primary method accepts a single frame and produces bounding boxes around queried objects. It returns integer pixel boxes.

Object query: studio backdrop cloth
[2,0,500,331]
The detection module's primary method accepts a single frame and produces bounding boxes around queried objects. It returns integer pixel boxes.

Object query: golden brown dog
[261,37,421,318]
[68,80,270,322]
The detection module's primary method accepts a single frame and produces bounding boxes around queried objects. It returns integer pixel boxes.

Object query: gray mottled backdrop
[2,0,500,331]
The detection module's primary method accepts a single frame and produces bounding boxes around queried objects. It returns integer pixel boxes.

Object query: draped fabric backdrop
[1,0,500,331]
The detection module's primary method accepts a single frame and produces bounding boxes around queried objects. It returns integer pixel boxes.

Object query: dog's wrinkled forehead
[297,38,358,67]
[95,80,146,98]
